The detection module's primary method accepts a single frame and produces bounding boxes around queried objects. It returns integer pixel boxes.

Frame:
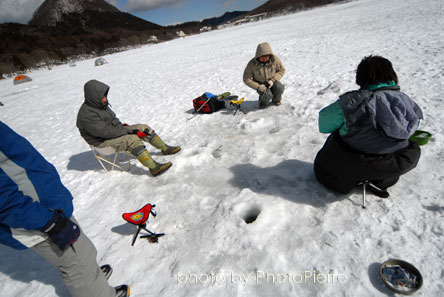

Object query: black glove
[41,210,80,251]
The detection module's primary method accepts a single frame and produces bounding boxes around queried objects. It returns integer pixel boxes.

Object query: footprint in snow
[317,80,342,95]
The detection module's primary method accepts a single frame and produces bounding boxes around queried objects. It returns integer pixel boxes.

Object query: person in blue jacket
[0,121,129,297]
[313,56,423,197]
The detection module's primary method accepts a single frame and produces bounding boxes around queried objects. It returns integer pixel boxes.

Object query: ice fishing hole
[242,206,261,224]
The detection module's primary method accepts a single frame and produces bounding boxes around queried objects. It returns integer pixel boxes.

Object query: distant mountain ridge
[29,0,161,30]
[202,11,248,27]
[0,0,347,77]
[29,0,119,27]
[247,0,346,15]
[0,0,174,77]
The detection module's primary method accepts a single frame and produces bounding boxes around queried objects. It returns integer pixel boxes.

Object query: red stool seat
[122,203,152,225]
[122,203,164,246]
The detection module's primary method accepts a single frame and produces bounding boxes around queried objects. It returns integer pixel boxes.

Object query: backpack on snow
[193,92,226,114]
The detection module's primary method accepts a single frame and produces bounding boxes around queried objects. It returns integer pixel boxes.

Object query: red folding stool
[122,203,165,246]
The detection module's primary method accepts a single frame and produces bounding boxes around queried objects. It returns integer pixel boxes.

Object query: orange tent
[13,75,32,85]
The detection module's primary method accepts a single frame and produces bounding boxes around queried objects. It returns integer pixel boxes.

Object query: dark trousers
[313,131,421,194]
[257,81,285,104]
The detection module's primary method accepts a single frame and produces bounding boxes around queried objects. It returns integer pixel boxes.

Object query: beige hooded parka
[243,42,286,90]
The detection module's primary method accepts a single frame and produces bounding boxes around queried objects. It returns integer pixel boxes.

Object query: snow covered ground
[1,0,443,296]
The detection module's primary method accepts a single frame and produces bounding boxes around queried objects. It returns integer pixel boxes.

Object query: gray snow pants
[31,217,116,297]
[257,81,285,104]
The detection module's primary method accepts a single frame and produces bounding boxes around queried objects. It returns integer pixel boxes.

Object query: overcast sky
[0,0,268,26]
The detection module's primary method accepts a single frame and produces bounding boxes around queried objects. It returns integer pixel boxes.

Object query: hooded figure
[313,56,422,197]
[76,80,181,177]
[77,80,128,146]
[243,42,286,108]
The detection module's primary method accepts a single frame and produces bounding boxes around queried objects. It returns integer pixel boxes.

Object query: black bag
[193,92,225,114]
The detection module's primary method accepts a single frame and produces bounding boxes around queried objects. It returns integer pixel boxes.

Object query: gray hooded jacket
[76,80,130,146]
[340,86,423,154]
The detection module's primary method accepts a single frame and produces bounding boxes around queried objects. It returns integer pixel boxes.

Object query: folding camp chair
[89,145,131,172]
[122,203,165,246]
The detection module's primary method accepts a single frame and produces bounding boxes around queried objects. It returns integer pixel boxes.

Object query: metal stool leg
[362,181,367,209]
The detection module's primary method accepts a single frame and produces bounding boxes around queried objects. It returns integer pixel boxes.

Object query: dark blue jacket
[0,122,73,249]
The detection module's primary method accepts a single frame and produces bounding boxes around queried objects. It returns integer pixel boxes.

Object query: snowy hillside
[1,0,443,296]
[30,0,119,26]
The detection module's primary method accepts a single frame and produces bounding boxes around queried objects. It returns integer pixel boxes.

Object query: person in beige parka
[243,42,286,108]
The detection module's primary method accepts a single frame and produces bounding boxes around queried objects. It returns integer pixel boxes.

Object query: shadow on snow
[228,159,346,207]
[67,151,147,176]
[0,245,70,296]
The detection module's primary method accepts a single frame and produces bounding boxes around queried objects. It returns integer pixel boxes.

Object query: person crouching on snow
[313,55,423,198]
[76,80,180,177]
[243,42,286,109]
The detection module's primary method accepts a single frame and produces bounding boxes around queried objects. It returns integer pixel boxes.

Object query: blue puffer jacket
[318,84,423,154]
[0,121,73,250]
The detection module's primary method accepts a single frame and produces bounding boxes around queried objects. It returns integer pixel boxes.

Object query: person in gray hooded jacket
[77,80,180,177]
[313,56,423,197]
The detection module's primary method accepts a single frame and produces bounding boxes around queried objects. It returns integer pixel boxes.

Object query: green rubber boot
[137,150,172,177]
[149,135,181,155]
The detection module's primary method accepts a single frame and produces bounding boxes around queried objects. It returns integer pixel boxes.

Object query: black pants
[313,131,421,194]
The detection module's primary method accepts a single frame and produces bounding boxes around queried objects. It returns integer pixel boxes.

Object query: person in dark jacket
[313,56,423,197]
[243,42,286,108]
[76,80,181,177]
[0,121,130,297]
